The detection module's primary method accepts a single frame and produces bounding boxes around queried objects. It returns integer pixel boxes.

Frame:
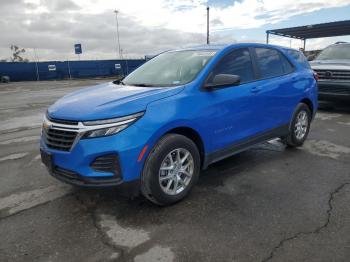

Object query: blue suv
[40,43,318,205]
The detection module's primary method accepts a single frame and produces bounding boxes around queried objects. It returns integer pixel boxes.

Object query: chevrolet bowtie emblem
[325,71,332,78]
[42,122,51,130]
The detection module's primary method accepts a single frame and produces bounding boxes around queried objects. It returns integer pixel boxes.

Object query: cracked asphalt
[0,79,349,262]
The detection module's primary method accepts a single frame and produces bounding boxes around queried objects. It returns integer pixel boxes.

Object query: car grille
[42,117,80,151]
[43,127,78,151]
[318,85,350,94]
[54,166,80,180]
[314,69,350,81]
[52,165,122,186]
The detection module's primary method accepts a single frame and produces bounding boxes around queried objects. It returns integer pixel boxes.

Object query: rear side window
[287,49,311,69]
[255,48,293,78]
[211,48,255,83]
[280,55,294,73]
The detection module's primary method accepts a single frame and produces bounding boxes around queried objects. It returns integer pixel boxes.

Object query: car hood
[310,59,350,70]
[48,82,184,121]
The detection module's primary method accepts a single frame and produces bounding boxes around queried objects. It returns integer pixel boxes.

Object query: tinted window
[210,48,255,84]
[255,48,292,78]
[280,55,294,73]
[287,49,310,69]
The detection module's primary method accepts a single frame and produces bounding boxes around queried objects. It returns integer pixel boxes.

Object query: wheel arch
[300,98,314,116]
[142,120,207,170]
[164,126,205,168]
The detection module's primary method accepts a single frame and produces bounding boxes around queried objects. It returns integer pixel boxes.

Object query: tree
[10,45,29,62]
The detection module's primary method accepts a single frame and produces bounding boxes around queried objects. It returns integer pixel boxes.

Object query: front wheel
[141,134,200,206]
[285,103,312,147]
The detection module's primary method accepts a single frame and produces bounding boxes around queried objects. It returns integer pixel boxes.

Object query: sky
[1,0,350,61]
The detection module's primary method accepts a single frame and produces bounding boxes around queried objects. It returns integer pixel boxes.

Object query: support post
[34,61,39,81]
[303,39,306,51]
[266,32,269,44]
[67,59,72,79]
[33,48,40,81]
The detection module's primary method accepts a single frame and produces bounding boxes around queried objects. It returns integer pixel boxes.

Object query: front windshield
[122,50,216,87]
[316,45,350,60]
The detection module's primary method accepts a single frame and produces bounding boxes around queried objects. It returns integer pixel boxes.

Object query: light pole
[206,7,210,45]
[114,10,122,59]
[121,49,129,75]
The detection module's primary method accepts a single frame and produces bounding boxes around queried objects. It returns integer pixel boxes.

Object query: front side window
[255,48,293,78]
[122,50,216,87]
[209,48,255,84]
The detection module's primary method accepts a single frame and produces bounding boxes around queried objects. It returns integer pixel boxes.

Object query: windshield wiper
[112,80,155,87]
[130,83,156,87]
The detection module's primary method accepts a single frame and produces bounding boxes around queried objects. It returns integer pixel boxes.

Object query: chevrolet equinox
[41,43,318,205]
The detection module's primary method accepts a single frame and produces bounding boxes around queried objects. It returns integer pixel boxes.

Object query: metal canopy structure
[266,20,350,50]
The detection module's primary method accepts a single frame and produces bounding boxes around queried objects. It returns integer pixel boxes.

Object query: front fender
[146,119,205,151]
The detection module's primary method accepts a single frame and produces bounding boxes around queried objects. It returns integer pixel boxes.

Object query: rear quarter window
[254,48,294,79]
[286,49,311,69]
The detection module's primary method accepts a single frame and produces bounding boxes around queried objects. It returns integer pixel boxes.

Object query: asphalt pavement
[0,79,349,262]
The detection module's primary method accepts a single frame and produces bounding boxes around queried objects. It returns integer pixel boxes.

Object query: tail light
[313,71,319,81]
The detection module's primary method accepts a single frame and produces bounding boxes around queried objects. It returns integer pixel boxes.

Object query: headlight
[83,124,129,138]
[82,112,144,138]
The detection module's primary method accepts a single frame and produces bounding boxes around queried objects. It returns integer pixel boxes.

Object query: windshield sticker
[192,51,217,57]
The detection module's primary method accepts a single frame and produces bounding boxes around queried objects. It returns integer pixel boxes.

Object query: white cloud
[70,0,350,31]
[1,0,350,60]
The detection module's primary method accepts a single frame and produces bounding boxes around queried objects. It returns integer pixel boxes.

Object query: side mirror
[112,76,125,85]
[205,74,240,89]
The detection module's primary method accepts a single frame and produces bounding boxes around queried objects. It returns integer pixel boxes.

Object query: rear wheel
[141,134,200,206]
[285,103,311,147]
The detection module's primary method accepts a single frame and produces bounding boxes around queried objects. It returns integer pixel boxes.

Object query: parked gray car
[310,42,350,101]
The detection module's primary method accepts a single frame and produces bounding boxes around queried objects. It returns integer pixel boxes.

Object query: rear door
[251,47,297,131]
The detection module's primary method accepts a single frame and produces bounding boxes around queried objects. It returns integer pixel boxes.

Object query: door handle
[250,86,262,93]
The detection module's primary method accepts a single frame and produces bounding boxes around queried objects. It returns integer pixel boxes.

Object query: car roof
[328,42,350,47]
[172,43,299,53]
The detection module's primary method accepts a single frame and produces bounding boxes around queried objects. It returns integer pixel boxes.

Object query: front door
[197,48,264,153]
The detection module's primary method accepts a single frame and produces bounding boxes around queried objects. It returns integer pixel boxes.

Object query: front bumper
[318,80,350,101]
[40,120,150,189]
[50,165,123,187]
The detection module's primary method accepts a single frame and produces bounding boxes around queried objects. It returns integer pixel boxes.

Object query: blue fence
[0,59,145,82]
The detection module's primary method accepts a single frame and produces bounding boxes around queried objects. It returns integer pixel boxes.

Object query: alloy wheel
[294,110,309,140]
[158,148,194,195]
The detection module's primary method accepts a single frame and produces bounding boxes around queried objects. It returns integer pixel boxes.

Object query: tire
[285,103,312,147]
[141,134,200,206]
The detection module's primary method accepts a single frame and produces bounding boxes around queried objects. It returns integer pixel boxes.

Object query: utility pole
[206,7,210,45]
[114,10,122,59]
